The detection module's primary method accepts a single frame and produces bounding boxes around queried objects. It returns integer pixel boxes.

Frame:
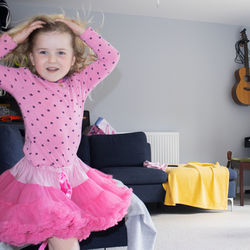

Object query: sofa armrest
[0,124,24,174]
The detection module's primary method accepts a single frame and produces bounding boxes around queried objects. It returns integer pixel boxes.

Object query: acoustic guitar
[232,29,250,105]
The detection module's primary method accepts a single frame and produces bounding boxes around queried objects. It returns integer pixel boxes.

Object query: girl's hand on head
[55,18,86,36]
[12,20,45,44]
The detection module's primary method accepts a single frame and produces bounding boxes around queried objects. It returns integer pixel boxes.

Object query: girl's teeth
[47,67,58,71]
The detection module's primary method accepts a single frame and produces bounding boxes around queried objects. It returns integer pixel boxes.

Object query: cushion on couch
[102,166,168,185]
[89,132,150,169]
[0,125,24,174]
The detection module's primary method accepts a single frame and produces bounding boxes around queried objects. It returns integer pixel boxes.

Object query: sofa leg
[228,198,234,211]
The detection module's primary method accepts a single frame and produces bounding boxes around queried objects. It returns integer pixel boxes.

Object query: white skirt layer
[10,157,90,188]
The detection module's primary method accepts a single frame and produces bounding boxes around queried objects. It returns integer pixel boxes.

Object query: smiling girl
[0,14,132,250]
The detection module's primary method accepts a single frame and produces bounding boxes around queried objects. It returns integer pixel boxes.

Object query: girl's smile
[29,31,76,82]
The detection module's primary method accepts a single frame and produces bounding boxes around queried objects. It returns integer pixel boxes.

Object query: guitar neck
[244,41,250,81]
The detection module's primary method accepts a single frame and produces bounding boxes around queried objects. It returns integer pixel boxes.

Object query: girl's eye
[58,51,66,55]
[39,50,47,55]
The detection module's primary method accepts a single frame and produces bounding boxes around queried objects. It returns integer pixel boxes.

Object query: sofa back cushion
[0,125,25,174]
[89,132,150,169]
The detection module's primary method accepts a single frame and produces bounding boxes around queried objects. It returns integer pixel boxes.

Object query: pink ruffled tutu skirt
[0,157,132,246]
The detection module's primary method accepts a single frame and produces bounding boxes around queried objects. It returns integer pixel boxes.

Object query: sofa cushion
[89,132,150,169]
[101,166,168,185]
[0,125,24,174]
[77,135,91,166]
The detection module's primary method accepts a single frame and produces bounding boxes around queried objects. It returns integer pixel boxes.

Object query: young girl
[0,14,132,250]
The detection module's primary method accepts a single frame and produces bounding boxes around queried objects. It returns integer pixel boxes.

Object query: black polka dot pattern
[0,28,120,168]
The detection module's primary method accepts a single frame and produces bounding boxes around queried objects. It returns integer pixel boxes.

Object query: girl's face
[29,31,76,82]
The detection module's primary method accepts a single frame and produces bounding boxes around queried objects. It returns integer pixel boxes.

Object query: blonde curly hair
[2,14,96,76]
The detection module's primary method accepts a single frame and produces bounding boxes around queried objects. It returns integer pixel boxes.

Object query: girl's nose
[48,53,56,63]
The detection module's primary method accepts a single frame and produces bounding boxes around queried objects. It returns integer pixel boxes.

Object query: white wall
[95,14,250,167]
[6,2,250,171]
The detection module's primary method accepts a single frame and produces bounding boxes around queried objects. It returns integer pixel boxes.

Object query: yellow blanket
[162,162,229,210]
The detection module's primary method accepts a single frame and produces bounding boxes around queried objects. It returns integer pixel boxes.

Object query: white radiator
[145,132,179,165]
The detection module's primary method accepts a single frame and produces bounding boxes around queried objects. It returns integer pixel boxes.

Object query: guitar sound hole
[243,87,250,91]
[244,76,250,82]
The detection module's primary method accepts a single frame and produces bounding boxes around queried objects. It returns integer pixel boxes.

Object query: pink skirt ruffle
[0,158,132,246]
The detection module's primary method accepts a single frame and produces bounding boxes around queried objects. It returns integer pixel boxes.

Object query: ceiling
[7,0,250,26]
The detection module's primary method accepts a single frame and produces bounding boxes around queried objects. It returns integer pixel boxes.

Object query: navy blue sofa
[0,123,238,203]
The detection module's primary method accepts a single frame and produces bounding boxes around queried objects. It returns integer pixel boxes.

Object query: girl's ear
[71,55,76,66]
[29,52,35,66]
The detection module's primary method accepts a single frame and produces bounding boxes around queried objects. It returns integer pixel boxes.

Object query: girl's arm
[0,33,17,59]
[78,27,120,94]
[0,21,44,95]
[56,18,120,94]
[0,33,23,95]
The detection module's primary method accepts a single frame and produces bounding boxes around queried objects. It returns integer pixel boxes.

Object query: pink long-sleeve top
[0,27,120,168]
